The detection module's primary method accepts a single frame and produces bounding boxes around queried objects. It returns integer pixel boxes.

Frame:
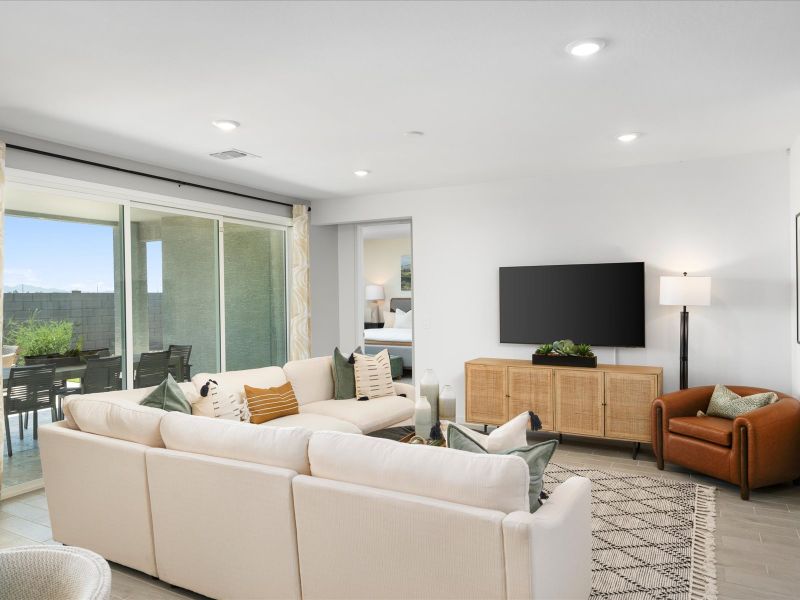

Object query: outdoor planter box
[531,354,597,368]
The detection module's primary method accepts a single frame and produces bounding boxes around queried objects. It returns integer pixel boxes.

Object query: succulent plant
[574,343,595,357]
[536,343,554,355]
[552,339,576,356]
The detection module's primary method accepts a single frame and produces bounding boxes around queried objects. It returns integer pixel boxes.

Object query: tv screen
[499,262,645,347]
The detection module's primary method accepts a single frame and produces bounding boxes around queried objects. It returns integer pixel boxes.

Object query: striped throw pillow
[353,350,395,400]
[244,382,300,424]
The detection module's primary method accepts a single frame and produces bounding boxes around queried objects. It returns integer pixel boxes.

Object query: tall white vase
[439,385,456,421]
[414,395,432,439]
[420,369,439,424]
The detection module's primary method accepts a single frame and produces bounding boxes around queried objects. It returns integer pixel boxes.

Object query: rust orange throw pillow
[244,382,299,424]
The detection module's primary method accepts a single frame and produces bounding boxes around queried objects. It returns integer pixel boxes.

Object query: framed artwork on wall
[401,254,412,291]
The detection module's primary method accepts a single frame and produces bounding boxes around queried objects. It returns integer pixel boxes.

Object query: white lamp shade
[659,275,711,306]
[365,284,385,301]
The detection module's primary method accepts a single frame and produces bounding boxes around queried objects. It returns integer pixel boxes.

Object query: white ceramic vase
[420,369,439,424]
[439,385,456,421]
[414,395,432,439]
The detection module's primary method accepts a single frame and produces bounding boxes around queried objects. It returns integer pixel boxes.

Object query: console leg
[483,424,487,434]
[632,442,640,460]
[558,432,563,443]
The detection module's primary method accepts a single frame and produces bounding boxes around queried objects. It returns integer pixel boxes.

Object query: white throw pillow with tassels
[199,379,247,421]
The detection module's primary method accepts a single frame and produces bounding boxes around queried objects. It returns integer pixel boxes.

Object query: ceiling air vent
[209,149,259,160]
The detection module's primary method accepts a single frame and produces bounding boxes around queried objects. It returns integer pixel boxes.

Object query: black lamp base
[679,307,688,390]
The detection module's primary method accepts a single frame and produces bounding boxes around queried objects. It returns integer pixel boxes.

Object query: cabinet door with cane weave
[507,367,554,431]
[604,373,656,442]
[465,364,507,425]
[555,370,604,436]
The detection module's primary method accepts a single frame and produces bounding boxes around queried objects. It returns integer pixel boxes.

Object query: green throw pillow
[447,424,558,512]
[703,384,778,419]
[140,374,192,414]
[332,346,361,400]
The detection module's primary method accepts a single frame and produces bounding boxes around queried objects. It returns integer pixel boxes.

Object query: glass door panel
[223,222,287,369]
[130,207,220,378]
[3,185,125,490]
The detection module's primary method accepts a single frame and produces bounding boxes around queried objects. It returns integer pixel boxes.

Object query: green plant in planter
[552,339,576,356]
[535,343,554,355]
[6,313,76,361]
[574,343,595,357]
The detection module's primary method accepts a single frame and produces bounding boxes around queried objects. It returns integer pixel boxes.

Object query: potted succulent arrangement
[532,339,597,368]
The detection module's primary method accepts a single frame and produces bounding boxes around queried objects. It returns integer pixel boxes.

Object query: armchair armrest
[393,381,415,403]
[502,476,591,600]
[651,386,715,468]
[733,397,800,489]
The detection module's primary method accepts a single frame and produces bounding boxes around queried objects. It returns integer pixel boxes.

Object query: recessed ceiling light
[405,131,425,137]
[212,120,240,132]
[565,39,606,57]
[354,170,371,177]
[617,133,641,143]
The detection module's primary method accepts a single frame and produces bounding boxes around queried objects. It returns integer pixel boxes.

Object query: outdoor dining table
[2,354,184,388]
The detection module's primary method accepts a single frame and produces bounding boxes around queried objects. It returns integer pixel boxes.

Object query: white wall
[363,237,412,320]
[309,224,340,357]
[1,130,299,218]
[790,137,800,398]
[337,224,359,353]
[311,151,792,419]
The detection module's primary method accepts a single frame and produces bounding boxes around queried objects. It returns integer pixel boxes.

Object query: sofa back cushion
[160,411,312,475]
[65,393,166,447]
[283,356,334,406]
[190,366,287,416]
[307,431,529,513]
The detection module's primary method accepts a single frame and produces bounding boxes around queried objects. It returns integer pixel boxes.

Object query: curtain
[0,141,6,491]
[290,204,311,360]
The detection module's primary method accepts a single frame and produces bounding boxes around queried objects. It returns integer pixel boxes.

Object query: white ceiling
[1,1,799,201]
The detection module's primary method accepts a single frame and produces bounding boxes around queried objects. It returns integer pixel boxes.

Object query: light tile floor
[1,433,798,599]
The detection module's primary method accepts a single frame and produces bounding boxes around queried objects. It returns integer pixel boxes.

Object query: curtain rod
[6,143,301,211]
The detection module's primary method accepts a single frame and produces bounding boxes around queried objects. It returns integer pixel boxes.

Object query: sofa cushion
[66,394,166,447]
[669,416,733,447]
[160,412,312,475]
[307,431,530,513]
[245,382,299,424]
[300,396,414,434]
[191,367,287,416]
[140,374,192,414]
[283,356,334,406]
[260,413,361,434]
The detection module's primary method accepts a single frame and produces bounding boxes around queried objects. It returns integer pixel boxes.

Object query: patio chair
[82,355,123,394]
[4,364,56,457]
[80,348,111,360]
[134,350,170,388]
[168,344,192,382]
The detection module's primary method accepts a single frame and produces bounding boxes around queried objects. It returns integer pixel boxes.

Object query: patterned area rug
[544,463,717,600]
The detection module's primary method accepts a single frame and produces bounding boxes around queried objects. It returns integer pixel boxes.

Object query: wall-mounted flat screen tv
[499,262,645,347]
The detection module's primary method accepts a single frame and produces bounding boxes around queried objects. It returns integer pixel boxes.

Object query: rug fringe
[689,483,718,600]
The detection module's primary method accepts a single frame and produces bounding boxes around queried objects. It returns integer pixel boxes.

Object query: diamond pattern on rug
[544,463,715,600]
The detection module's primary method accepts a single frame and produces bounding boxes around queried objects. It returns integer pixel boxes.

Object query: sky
[4,215,163,293]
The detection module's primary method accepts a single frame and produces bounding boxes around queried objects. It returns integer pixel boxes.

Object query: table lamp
[365,284,385,322]
[659,272,711,389]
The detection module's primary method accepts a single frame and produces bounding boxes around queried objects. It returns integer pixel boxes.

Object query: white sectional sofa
[39,356,592,600]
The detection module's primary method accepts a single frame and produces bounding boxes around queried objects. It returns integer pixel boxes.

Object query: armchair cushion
[705,384,778,419]
[669,416,733,447]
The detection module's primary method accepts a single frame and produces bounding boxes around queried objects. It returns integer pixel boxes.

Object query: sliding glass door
[223,221,287,370]
[130,206,221,377]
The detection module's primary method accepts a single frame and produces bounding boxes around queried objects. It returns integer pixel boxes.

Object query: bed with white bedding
[364,298,413,370]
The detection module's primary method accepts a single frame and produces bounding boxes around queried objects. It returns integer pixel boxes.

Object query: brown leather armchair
[652,386,800,499]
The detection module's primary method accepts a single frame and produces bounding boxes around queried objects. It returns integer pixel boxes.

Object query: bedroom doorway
[358,221,413,383]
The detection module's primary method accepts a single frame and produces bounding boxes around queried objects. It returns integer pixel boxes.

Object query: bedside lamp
[365,284,385,323]
[660,272,711,389]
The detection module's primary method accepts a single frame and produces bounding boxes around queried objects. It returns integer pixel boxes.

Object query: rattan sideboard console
[465,358,663,458]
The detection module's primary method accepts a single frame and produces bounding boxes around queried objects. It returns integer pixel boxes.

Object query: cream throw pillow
[353,350,395,400]
[382,311,396,328]
[394,308,413,329]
